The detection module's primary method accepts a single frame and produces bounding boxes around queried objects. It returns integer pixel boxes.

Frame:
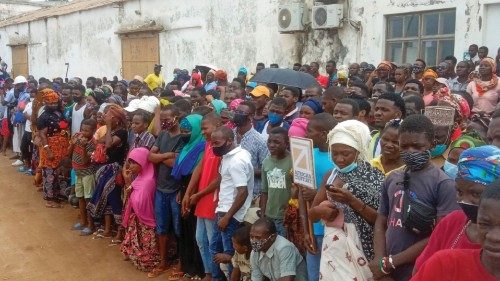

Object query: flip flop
[147,267,167,278]
[94,233,111,239]
[72,223,85,231]
[108,239,122,246]
[45,202,62,208]
[80,227,93,236]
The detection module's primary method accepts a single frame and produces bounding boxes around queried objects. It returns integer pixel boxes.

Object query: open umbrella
[195,64,219,73]
[249,68,320,89]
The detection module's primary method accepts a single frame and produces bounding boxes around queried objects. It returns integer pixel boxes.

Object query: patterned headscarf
[107,104,127,127]
[474,57,498,95]
[457,145,500,185]
[377,61,393,71]
[302,98,323,114]
[43,89,60,104]
[229,98,244,110]
[422,68,438,79]
[214,70,228,82]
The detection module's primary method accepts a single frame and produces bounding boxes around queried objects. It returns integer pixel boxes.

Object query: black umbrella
[249,68,320,89]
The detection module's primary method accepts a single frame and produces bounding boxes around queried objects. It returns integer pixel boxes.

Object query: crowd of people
[0,42,499,281]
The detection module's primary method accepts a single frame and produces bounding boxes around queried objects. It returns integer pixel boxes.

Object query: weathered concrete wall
[0,0,497,80]
[0,3,41,21]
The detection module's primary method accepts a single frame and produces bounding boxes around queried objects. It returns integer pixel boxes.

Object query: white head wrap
[327,119,372,162]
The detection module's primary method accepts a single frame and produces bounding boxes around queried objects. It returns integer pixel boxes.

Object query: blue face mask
[337,161,358,173]
[430,144,448,158]
[443,160,458,179]
[268,112,284,126]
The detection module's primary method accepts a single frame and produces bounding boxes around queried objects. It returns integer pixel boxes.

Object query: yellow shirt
[369,156,404,176]
[144,73,165,91]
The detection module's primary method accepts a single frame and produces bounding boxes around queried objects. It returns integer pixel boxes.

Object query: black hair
[337,98,360,116]
[270,97,287,109]
[133,109,152,124]
[480,179,500,203]
[479,46,489,52]
[74,84,86,94]
[252,217,277,235]
[174,99,193,114]
[168,96,184,103]
[81,118,97,130]
[192,105,213,116]
[239,101,256,115]
[232,225,251,247]
[381,118,402,135]
[129,79,143,87]
[415,58,426,68]
[403,95,425,113]
[491,109,500,119]
[257,62,265,67]
[323,86,346,100]
[399,114,435,142]
[470,44,478,49]
[169,80,182,87]
[309,112,338,132]
[270,63,279,68]
[404,79,424,95]
[453,91,474,111]
[267,83,278,94]
[282,86,300,98]
[202,112,222,125]
[310,61,320,68]
[307,85,324,95]
[378,93,407,118]
[349,95,371,116]
[269,127,289,143]
[207,89,221,100]
[61,83,73,91]
[214,125,235,140]
[349,81,370,97]
[87,76,97,83]
[293,63,302,67]
[161,88,175,98]
[232,77,246,89]
[191,87,207,96]
[327,60,337,68]
[444,55,457,65]
[162,104,181,116]
[374,81,395,94]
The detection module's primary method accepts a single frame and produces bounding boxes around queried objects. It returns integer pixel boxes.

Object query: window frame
[385,9,456,66]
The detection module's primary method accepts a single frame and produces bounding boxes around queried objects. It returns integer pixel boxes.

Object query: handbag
[13,111,26,124]
[401,169,437,236]
[91,142,107,164]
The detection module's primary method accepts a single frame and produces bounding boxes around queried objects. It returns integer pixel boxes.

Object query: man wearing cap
[144,64,165,92]
[237,67,248,83]
[250,86,271,133]
[4,76,30,162]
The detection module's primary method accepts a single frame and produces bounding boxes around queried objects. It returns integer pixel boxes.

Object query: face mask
[337,161,358,173]
[232,113,249,127]
[161,120,176,130]
[268,112,283,126]
[401,150,430,171]
[250,234,275,252]
[212,141,230,157]
[430,144,448,158]
[443,160,458,179]
[458,201,479,223]
[179,133,191,144]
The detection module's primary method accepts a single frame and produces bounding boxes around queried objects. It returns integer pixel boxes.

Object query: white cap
[435,77,449,88]
[124,96,160,114]
[13,75,27,85]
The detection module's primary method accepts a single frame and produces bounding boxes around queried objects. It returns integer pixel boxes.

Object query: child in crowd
[130,109,155,149]
[230,226,252,281]
[372,114,459,280]
[69,118,97,236]
[260,127,292,237]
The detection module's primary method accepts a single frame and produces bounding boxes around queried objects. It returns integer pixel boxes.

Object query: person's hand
[122,168,132,186]
[154,104,161,116]
[327,186,355,205]
[295,183,316,201]
[217,214,230,230]
[189,193,200,206]
[70,135,78,145]
[303,234,318,255]
[369,259,389,280]
[181,196,190,216]
[213,253,232,264]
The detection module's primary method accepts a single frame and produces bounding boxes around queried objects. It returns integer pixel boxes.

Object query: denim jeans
[209,212,241,280]
[154,190,180,236]
[196,217,216,274]
[270,218,287,237]
[306,235,324,281]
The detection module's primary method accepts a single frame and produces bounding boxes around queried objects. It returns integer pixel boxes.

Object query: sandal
[72,223,85,231]
[93,233,112,239]
[108,239,122,246]
[147,267,168,278]
[168,271,184,281]
[190,275,202,280]
[80,227,93,236]
[45,202,62,208]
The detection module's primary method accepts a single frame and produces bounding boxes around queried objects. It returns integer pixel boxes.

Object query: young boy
[300,112,337,281]
[371,114,459,280]
[69,118,97,236]
[259,127,293,237]
[230,226,252,281]
[130,109,156,149]
[181,112,223,281]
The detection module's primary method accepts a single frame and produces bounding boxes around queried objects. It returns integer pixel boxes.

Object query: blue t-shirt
[312,148,334,236]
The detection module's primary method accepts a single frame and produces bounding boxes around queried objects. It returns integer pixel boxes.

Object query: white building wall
[0,0,498,80]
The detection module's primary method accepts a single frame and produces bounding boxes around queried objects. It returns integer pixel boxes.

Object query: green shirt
[261,154,293,219]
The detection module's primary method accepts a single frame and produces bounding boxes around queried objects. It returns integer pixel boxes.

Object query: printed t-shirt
[261,154,293,219]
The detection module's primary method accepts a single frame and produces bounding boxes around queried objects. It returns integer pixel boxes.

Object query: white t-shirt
[216,146,254,222]
[23,100,33,133]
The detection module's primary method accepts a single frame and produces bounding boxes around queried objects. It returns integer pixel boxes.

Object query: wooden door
[11,44,28,78]
[121,33,159,80]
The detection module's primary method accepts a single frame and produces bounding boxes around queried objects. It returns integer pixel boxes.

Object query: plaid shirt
[131,131,156,150]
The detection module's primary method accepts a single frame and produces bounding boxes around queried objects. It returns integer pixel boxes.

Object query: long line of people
[0,48,499,281]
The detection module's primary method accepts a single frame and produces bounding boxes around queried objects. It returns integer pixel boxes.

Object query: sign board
[290,137,316,189]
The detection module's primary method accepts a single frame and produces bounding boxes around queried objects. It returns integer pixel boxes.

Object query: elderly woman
[413,145,500,274]
[86,104,129,237]
[37,89,70,208]
[467,57,500,114]
[121,147,160,272]
[309,120,385,280]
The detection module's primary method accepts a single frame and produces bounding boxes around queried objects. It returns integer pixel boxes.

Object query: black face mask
[458,201,479,223]
[233,113,249,127]
[212,141,230,157]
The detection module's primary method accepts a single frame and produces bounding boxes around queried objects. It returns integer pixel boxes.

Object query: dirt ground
[0,154,174,281]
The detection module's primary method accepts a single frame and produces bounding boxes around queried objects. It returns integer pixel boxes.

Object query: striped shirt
[131,131,156,150]
[71,134,96,176]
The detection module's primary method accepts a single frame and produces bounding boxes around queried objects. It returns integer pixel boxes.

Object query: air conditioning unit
[312,3,343,29]
[278,3,308,33]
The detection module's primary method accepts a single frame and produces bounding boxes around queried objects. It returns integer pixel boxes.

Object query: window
[385,9,455,66]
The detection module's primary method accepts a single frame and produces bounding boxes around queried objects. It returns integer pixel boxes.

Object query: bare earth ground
[0,153,176,281]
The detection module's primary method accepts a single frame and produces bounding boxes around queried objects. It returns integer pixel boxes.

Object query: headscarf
[122,147,157,228]
[43,90,60,104]
[377,61,393,71]
[107,104,127,127]
[238,67,248,75]
[450,134,486,152]
[190,72,204,88]
[474,57,498,95]
[90,88,108,105]
[457,145,500,185]
[229,98,244,110]
[302,99,323,114]
[108,94,124,107]
[171,114,205,180]
[422,68,438,79]
[327,119,372,161]
[288,118,309,138]
[215,70,228,82]
[211,99,227,114]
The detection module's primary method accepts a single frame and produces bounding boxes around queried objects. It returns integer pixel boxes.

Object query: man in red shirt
[411,180,500,281]
[310,62,329,88]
